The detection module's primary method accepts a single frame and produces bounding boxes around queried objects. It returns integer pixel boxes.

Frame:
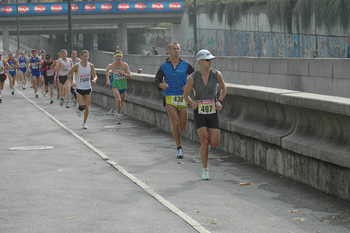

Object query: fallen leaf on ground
[288,209,300,214]
[239,182,252,186]
[294,217,305,223]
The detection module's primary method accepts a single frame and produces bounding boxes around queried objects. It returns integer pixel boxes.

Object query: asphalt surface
[1,86,350,233]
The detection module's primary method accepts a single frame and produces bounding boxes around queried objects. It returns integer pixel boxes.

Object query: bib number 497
[198,100,216,114]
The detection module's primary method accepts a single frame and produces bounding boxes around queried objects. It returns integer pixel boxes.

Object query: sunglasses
[204,59,212,62]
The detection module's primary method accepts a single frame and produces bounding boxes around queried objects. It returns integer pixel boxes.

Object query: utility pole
[16,0,20,50]
[313,0,318,58]
[193,0,198,55]
[67,0,73,54]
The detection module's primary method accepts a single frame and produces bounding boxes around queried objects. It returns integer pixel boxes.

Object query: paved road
[1,87,350,233]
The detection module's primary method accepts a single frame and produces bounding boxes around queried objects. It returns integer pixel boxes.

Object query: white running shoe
[201,169,210,180]
[82,122,88,129]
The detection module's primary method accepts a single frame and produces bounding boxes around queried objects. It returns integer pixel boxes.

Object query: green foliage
[187,0,350,33]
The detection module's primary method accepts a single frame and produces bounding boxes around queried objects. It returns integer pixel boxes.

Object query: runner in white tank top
[55,49,72,107]
[69,50,98,129]
[76,62,92,90]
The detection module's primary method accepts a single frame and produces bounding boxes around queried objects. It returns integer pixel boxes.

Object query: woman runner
[184,49,227,180]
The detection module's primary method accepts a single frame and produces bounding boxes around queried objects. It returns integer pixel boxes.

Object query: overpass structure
[0,0,185,52]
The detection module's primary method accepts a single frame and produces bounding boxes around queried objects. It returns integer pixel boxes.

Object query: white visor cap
[196,49,216,61]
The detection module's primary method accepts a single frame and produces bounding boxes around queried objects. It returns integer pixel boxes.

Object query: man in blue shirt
[155,42,194,159]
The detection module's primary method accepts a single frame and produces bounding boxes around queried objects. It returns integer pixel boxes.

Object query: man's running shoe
[35,94,39,98]
[0,98,2,103]
[11,90,14,95]
[82,122,88,129]
[176,148,184,159]
[60,98,64,106]
[115,113,121,125]
[50,100,54,104]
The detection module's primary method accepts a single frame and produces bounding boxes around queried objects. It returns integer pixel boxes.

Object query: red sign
[18,5,29,13]
[34,5,46,12]
[118,3,130,10]
[51,4,63,12]
[84,4,96,11]
[135,3,147,10]
[169,2,182,9]
[152,3,164,9]
[71,4,79,11]
[101,3,112,11]
[2,6,13,13]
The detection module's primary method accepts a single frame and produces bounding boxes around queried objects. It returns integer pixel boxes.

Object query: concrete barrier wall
[91,51,350,98]
[92,70,350,200]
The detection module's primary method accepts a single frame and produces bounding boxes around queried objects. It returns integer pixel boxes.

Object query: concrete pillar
[93,33,98,51]
[118,23,128,54]
[2,26,9,52]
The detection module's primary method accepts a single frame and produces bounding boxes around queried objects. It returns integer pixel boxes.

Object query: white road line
[18,90,212,233]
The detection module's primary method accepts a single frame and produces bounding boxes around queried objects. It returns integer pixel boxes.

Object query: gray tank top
[192,69,218,101]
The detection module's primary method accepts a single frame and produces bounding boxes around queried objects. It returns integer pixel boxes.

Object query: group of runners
[0,42,227,180]
[0,48,99,129]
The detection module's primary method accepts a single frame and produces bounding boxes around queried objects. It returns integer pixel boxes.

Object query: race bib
[19,63,26,68]
[198,100,216,115]
[111,73,124,80]
[165,95,187,108]
[46,69,55,76]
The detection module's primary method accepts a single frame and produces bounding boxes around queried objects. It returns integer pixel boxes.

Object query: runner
[71,50,80,65]
[155,42,194,159]
[17,51,28,90]
[0,54,6,103]
[69,50,98,129]
[55,49,72,108]
[40,52,49,96]
[5,52,18,96]
[105,50,131,124]
[43,54,56,104]
[183,49,227,180]
[29,49,41,98]
[70,50,81,106]
[53,54,60,100]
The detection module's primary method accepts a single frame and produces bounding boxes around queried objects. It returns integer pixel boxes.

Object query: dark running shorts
[58,75,68,85]
[46,76,55,85]
[194,110,219,130]
[0,74,6,82]
[76,89,92,96]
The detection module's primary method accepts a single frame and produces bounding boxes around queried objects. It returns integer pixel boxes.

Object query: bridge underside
[0,13,182,28]
[0,13,182,52]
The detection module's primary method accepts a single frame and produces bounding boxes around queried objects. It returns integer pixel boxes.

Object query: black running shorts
[194,110,219,130]
[76,88,92,96]
[58,75,68,85]
[0,74,6,82]
[46,75,55,85]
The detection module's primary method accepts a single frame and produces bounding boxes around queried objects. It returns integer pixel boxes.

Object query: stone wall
[92,69,350,201]
[91,51,350,98]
